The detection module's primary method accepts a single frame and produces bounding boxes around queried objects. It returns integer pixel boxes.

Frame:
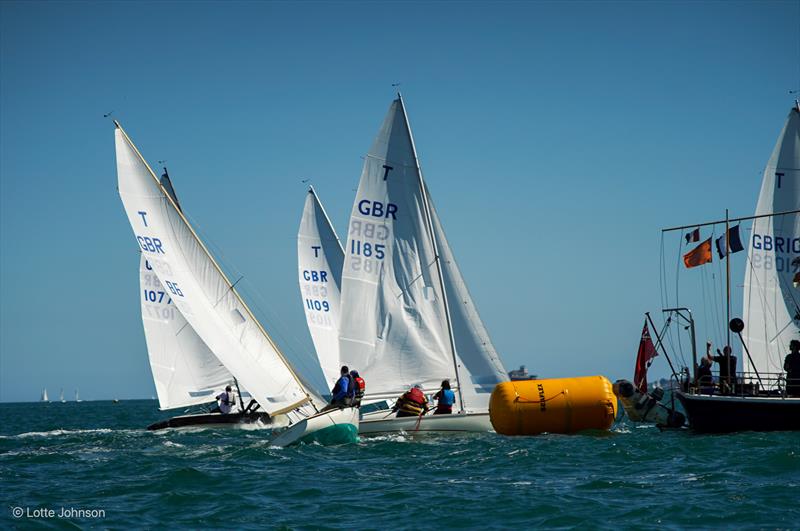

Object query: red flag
[633,320,658,393]
[683,237,713,268]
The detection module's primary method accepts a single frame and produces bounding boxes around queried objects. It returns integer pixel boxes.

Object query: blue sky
[1,1,798,401]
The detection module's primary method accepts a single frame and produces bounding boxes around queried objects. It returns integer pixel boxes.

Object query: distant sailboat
[59,388,65,403]
[114,121,358,444]
[41,388,49,402]
[74,389,82,402]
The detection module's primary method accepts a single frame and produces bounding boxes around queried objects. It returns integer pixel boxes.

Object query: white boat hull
[358,410,493,434]
[270,407,359,446]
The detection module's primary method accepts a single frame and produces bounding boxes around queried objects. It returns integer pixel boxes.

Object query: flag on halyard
[634,320,658,393]
[684,237,713,268]
[715,225,744,259]
[685,228,700,244]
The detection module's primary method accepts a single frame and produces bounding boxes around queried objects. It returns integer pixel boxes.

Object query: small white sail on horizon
[338,95,508,412]
[743,104,800,375]
[59,388,65,403]
[41,388,49,402]
[115,123,323,418]
[297,187,345,388]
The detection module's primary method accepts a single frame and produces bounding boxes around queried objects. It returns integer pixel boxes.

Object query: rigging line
[674,233,686,365]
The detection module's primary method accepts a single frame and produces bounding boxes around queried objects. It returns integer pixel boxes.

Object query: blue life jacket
[440,389,455,406]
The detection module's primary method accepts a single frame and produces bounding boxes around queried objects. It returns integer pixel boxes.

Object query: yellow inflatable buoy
[489,376,617,435]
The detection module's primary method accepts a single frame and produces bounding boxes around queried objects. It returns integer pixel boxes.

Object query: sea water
[1,400,798,529]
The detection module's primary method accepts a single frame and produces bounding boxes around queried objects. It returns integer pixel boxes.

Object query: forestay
[298,187,344,387]
[338,96,507,410]
[116,124,316,416]
[743,106,800,374]
[140,253,233,410]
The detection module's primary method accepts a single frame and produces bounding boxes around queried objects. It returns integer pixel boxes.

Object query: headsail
[297,187,344,388]
[140,254,234,410]
[338,96,506,410]
[743,105,800,374]
[115,123,319,416]
[428,196,508,408]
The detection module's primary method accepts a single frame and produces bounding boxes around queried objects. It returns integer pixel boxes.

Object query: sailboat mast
[114,122,316,413]
[396,94,466,413]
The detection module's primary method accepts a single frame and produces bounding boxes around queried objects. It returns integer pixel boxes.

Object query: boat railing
[686,371,799,398]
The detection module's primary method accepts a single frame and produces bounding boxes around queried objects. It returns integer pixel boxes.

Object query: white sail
[428,197,508,409]
[140,254,234,410]
[74,389,81,402]
[41,388,48,402]
[115,123,319,416]
[338,96,506,410]
[59,389,65,402]
[743,105,800,374]
[297,187,344,388]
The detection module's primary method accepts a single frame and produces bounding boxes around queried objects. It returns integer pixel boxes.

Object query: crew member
[212,385,236,414]
[393,385,429,418]
[785,339,800,397]
[433,379,455,414]
[350,370,365,407]
[328,366,353,409]
[697,354,713,394]
[709,342,737,394]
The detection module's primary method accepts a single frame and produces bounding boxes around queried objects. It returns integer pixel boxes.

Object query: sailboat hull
[146,411,271,431]
[359,411,493,434]
[270,407,359,446]
[676,392,800,433]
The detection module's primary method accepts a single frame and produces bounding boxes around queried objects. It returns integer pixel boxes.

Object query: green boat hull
[296,422,359,445]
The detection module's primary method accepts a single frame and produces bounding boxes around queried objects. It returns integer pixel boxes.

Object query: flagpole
[725,208,732,390]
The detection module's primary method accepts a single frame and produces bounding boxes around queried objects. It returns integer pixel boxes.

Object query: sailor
[393,384,429,418]
[350,370,365,407]
[697,355,714,393]
[433,379,455,414]
[212,385,236,414]
[709,342,737,394]
[696,342,715,393]
[784,339,800,397]
[329,366,354,408]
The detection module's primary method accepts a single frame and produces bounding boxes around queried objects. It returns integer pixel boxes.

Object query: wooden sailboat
[115,122,358,445]
[667,103,800,432]
[337,95,509,433]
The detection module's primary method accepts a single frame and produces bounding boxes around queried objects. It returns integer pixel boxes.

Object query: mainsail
[137,169,235,410]
[338,96,507,411]
[115,123,319,416]
[297,187,344,387]
[743,105,800,374]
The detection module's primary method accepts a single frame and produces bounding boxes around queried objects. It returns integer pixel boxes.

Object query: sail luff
[395,95,466,412]
[115,122,317,411]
